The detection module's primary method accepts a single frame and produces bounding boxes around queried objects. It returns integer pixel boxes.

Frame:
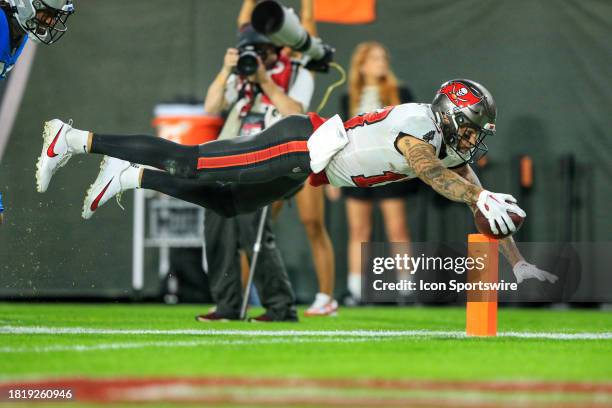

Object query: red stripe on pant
[197,140,309,170]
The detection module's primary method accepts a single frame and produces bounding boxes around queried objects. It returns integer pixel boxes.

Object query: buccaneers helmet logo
[439,82,481,108]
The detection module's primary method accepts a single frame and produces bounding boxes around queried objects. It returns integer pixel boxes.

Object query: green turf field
[1,304,611,406]
[1,303,611,380]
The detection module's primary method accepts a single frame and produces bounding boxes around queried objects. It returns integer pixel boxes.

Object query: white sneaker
[82,156,137,219]
[36,119,74,193]
[304,293,338,317]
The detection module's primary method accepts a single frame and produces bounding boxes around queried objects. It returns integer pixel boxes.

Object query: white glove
[476,190,527,235]
[513,260,559,284]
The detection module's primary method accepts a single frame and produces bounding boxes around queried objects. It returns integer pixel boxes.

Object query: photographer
[196,22,314,322]
[205,29,312,132]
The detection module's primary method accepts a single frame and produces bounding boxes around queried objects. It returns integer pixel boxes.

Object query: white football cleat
[304,293,338,317]
[36,119,74,193]
[82,156,134,220]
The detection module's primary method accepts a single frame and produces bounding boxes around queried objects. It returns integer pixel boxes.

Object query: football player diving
[0,0,74,79]
[35,79,556,284]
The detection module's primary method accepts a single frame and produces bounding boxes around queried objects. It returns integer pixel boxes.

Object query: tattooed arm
[397,135,483,205]
[452,164,524,265]
[398,135,524,238]
[452,164,481,202]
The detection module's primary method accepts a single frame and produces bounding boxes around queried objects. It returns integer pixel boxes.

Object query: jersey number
[351,171,407,187]
[343,106,394,131]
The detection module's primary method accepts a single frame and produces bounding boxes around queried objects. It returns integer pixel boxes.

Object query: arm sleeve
[0,192,4,213]
[287,67,314,111]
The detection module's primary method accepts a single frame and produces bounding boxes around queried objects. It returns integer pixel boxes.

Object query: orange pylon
[466,234,499,336]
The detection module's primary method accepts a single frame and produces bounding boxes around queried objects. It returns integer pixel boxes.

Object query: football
[474,209,524,239]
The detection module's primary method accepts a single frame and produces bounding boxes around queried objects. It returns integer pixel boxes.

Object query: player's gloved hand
[513,260,559,284]
[476,190,526,235]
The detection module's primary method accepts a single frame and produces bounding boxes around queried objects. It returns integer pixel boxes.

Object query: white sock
[348,274,361,301]
[119,163,141,190]
[66,128,90,154]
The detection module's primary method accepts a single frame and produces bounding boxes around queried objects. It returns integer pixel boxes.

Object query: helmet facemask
[11,0,74,45]
[443,112,493,164]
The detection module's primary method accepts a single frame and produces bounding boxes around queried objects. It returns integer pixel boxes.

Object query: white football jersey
[324,103,465,187]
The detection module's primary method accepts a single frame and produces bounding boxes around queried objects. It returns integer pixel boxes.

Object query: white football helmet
[7,0,74,45]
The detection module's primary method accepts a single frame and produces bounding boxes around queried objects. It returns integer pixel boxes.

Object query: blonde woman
[340,42,419,302]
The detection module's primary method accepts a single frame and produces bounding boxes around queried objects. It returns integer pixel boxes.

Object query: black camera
[236,45,259,76]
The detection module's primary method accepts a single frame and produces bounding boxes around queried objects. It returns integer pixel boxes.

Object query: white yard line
[0,326,460,337]
[1,325,611,340]
[0,337,378,353]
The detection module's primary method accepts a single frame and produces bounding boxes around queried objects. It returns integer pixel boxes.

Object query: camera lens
[237,49,258,76]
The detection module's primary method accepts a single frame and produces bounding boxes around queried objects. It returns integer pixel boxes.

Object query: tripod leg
[240,206,269,320]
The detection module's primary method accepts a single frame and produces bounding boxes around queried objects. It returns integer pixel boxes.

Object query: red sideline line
[1,377,610,407]
[197,141,308,169]
[1,377,611,394]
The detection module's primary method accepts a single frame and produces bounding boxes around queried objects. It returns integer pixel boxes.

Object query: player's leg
[141,170,307,216]
[140,170,236,217]
[193,113,313,183]
[36,119,201,192]
[90,113,313,181]
[92,112,313,181]
[36,114,314,193]
[81,159,309,219]
[82,161,308,219]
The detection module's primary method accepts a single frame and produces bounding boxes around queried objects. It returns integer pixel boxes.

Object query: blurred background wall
[0,0,610,300]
